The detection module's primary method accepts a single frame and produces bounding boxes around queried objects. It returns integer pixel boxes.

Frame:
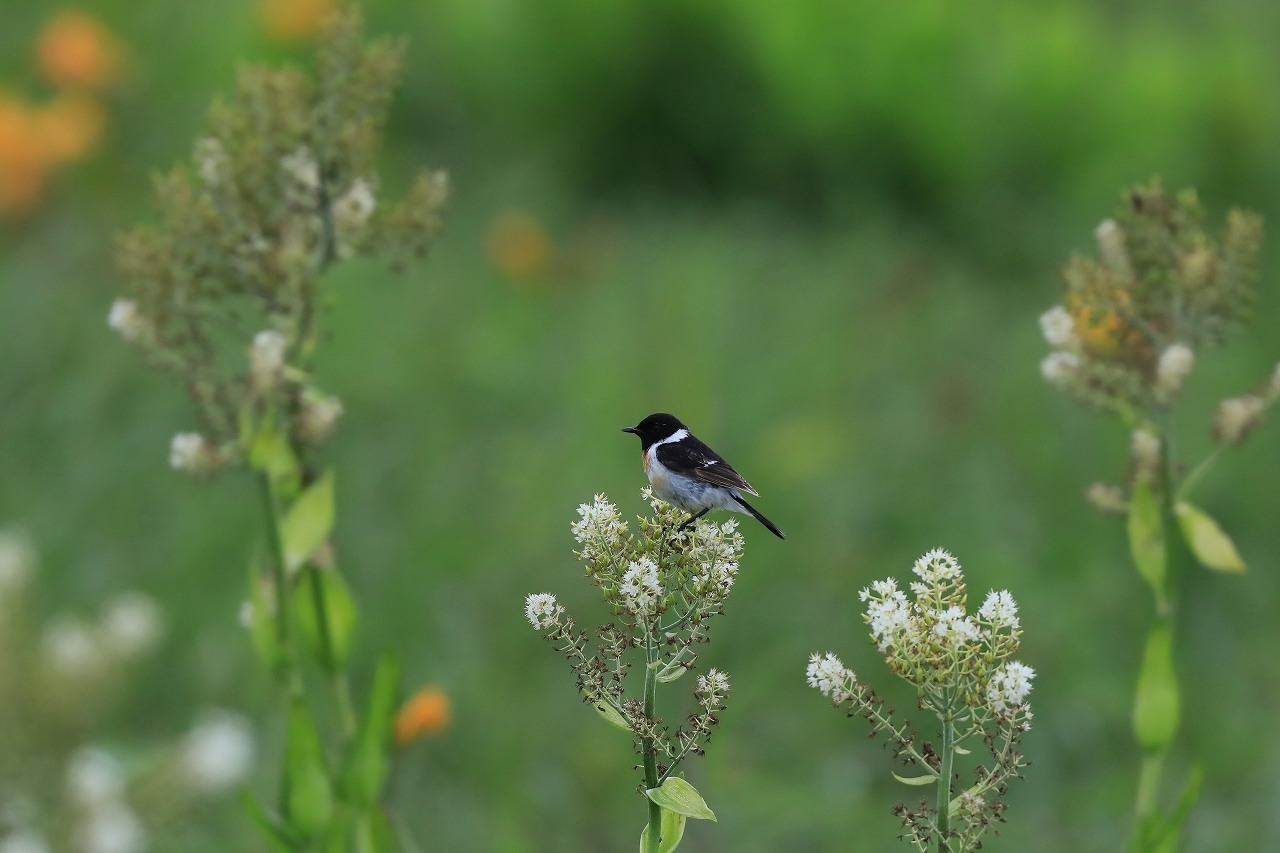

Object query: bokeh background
[3,0,1280,849]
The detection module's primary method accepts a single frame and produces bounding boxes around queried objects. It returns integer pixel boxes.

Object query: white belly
[644,449,745,515]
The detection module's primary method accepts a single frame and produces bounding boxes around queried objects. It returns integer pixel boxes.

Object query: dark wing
[655,437,758,495]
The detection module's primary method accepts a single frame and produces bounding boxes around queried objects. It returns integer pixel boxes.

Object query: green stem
[1134,752,1164,823]
[642,630,661,853]
[305,566,358,739]
[936,710,955,852]
[259,472,300,693]
[1175,445,1224,502]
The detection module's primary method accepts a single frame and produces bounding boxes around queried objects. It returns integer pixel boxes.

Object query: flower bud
[1213,395,1265,445]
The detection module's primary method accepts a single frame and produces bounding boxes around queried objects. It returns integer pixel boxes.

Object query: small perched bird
[622,412,785,539]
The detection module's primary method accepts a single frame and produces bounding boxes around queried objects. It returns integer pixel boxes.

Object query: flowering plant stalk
[1039,181,1270,850]
[525,490,743,852]
[808,549,1034,852]
[110,8,446,850]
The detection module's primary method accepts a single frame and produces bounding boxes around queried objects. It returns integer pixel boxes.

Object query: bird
[622,412,785,539]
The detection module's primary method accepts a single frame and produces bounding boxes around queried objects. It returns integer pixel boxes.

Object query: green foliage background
[3,0,1280,849]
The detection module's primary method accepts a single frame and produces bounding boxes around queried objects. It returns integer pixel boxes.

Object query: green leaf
[240,791,300,852]
[593,700,632,732]
[284,699,334,838]
[281,470,336,572]
[640,807,687,853]
[1175,502,1246,573]
[892,772,939,786]
[1133,621,1180,753]
[953,745,971,755]
[645,777,716,822]
[355,809,399,853]
[295,566,358,673]
[344,653,400,809]
[248,555,287,673]
[1128,479,1167,598]
[655,664,688,683]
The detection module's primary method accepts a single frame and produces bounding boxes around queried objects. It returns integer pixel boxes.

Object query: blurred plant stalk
[110,6,446,850]
[1039,182,1274,851]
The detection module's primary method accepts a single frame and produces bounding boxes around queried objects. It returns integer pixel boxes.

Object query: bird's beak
[621,426,638,434]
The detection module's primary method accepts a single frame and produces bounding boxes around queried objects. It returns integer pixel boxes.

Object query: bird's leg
[677,508,710,532]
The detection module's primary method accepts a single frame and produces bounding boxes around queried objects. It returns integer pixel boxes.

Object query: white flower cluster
[696,668,730,697]
[570,494,627,562]
[1153,343,1195,403]
[194,136,229,187]
[805,652,857,704]
[524,593,562,631]
[249,329,287,394]
[42,592,165,676]
[931,605,980,646]
[618,557,662,615]
[333,178,377,257]
[977,589,1019,630]
[298,388,344,445]
[106,298,152,345]
[986,661,1036,713]
[66,747,147,853]
[912,548,961,585]
[859,579,914,652]
[1214,394,1266,445]
[1038,305,1082,390]
[687,519,743,600]
[281,146,320,194]
[169,432,217,476]
[181,710,255,792]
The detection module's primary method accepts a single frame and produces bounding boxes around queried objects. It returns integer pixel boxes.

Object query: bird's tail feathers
[731,494,785,540]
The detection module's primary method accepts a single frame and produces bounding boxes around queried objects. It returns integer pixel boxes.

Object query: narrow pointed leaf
[893,772,938,786]
[645,777,716,821]
[1133,621,1180,753]
[344,653,400,808]
[1128,479,1166,596]
[655,664,688,683]
[240,791,300,852]
[281,470,335,571]
[593,700,632,732]
[285,699,333,838]
[1175,502,1246,573]
[294,566,358,672]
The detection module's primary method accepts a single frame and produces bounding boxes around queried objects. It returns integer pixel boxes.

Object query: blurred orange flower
[34,93,105,164]
[0,95,47,216]
[37,10,123,91]
[393,686,450,746]
[261,0,335,42]
[487,210,554,282]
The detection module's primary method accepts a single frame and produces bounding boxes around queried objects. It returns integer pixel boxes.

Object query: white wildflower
[298,389,344,445]
[1154,343,1194,402]
[333,178,377,256]
[100,593,163,658]
[1038,306,1075,348]
[1130,427,1161,472]
[194,136,228,186]
[618,557,662,615]
[913,548,961,584]
[79,803,146,853]
[524,593,561,631]
[1040,350,1080,388]
[864,587,914,650]
[931,606,980,647]
[249,329,287,394]
[1085,482,1128,513]
[570,495,626,561]
[168,432,212,474]
[106,299,149,344]
[1095,218,1130,274]
[1214,395,1265,445]
[280,146,320,192]
[987,661,1036,712]
[43,618,100,675]
[66,747,124,807]
[978,590,1019,630]
[806,652,856,703]
[696,668,730,695]
[181,710,255,792]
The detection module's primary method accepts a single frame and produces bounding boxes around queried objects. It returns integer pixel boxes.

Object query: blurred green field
[4,1,1280,850]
